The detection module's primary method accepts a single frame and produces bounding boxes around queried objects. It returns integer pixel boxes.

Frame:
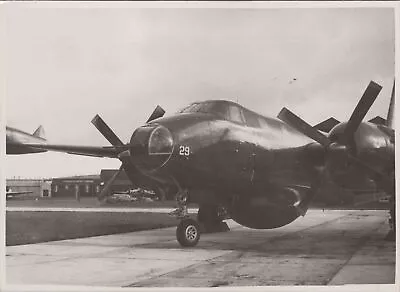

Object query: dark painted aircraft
[6,125,47,154]
[12,81,395,247]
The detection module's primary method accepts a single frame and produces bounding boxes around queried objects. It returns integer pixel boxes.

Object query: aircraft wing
[7,191,33,195]
[18,143,124,158]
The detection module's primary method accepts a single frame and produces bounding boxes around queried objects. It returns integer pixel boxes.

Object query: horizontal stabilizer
[313,117,340,133]
[368,116,386,126]
[32,125,46,140]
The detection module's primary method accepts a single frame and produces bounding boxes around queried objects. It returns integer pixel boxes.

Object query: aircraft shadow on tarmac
[135,214,394,258]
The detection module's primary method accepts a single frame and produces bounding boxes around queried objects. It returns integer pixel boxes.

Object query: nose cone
[130,125,174,172]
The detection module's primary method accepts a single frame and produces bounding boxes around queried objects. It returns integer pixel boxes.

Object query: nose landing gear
[169,188,201,247]
[176,218,201,247]
[169,186,230,247]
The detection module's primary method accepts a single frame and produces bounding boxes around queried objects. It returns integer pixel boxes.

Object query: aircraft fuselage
[127,100,394,229]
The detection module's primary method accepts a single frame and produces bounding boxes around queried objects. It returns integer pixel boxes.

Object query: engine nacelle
[229,188,301,229]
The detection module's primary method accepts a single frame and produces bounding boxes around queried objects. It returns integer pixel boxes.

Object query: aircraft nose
[130,125,174,172]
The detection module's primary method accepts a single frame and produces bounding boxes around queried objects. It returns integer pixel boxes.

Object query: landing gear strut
[383,170,395,241]
[168,188,189,219]
[169,187,230,247]
[386,194,395,241]
[170,188,201,247]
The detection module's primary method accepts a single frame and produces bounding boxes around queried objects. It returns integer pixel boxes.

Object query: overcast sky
[4,4,395,179]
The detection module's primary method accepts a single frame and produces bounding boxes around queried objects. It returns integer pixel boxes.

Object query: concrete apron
[6,210,396,287]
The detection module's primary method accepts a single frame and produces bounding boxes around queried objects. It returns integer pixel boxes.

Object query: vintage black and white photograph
[3,2,397,290]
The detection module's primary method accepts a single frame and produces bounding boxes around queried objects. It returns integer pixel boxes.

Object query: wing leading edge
[15,143,125,158]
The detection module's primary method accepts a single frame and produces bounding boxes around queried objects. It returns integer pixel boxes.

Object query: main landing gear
[386,194,396,241]
[197,204,230,233]
[169,189,230,247]
[384,171,395,242]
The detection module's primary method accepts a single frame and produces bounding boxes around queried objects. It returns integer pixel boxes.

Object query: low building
[100,169,177,200]
[100,169,133,194]
[6,179,52,198]
[51,175,101,198]
[50,170,175,200]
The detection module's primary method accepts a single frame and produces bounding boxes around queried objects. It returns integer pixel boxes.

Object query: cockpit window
[242,109,260,128]
[179,103,202,113]
[228,105,244,124]
[179,101,245,124]
[179,102,225,117]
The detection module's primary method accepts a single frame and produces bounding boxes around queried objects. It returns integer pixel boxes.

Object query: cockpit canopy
[179,100,282,129]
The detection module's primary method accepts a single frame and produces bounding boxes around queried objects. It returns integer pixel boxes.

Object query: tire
[389,194,395,229]
[176,218,200,247]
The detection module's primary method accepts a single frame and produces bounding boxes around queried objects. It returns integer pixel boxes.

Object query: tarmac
[5,209,397,288]
[6,206,198,213]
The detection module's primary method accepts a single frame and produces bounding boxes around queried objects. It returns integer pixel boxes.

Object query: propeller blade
[343,81,382,142]
[314,117,340,133]
[278,107,331,147]
[386,79,395,128]
[91,114,124,146]
[146,105,166,123]
[98,165,124,201]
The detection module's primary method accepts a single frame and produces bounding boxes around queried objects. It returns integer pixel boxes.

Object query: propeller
[278,108,331,147]
[92,105,166,202]
[98,165,124,201]
[279,81,382,147]
[386,79,395,128]
[277,81,383,210]
[91,115,124,146]
[341,81,382,144]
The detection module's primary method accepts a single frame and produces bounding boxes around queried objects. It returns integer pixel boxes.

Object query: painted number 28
[179,146,190,156]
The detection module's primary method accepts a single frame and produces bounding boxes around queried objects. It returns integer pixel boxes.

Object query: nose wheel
[176,218,201,247]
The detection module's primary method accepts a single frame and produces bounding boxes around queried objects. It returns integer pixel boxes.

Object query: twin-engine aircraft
[8,80,395,247]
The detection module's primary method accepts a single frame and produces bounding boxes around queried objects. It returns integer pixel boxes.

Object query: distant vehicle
[129,188,158,201]
[105,187,157,203]
[106,192,137,203]
[379,196,390,203]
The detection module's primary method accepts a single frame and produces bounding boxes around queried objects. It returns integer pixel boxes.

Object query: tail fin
[386,80,395,128]
[32,125,46,140]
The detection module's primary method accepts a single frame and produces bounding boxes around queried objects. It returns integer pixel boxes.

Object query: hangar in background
[51,175,101,198]
[50,170,134,198]
[100,169,132,194]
